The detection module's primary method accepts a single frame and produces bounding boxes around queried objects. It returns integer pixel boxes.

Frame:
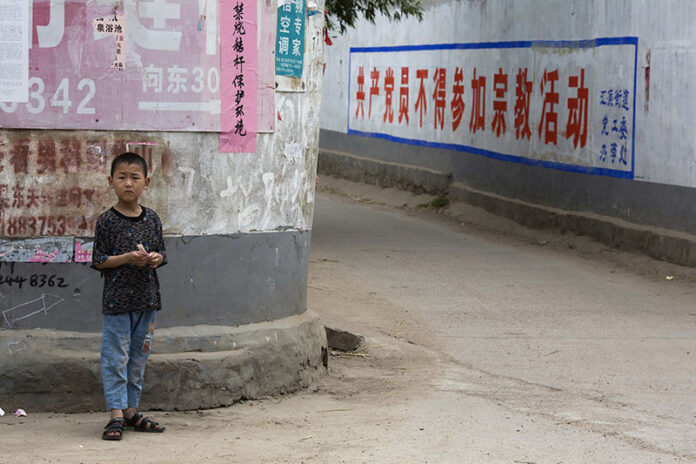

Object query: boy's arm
[94,250,149,270]
[92,214,147,270]
[146,213,167,269]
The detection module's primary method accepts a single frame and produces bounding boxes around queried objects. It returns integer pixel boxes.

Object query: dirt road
[2,179,695,463]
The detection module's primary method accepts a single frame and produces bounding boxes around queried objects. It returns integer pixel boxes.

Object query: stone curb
[0,311,328,413]
[449,183,696,268]
[318,148,451,195]
[317,149,696,268]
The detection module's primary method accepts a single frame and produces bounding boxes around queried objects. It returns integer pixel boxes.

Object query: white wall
[320,0,696,188]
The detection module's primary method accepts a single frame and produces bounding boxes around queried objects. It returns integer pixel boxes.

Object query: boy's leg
[125,310,156,410]
[123,310,164,432]
[101,313,131,434]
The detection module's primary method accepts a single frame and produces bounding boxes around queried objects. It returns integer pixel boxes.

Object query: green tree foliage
[325,0,424,34]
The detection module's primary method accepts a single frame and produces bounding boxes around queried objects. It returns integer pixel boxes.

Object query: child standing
[92,152,167,440]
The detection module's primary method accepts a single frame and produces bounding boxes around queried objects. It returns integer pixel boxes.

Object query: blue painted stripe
[346,128,634,179]
[347,52,353,134]
[631,39,638,175]
[350,37,638,54]
[346,37,637,180]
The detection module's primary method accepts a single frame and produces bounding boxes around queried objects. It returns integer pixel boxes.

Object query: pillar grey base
[0,310,328,413]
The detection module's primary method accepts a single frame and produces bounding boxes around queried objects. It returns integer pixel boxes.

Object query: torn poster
[92,14,126,71]
[275,0,305,78]
[0,0,29,102]
[220,0,258,153]
[0,1,274,133]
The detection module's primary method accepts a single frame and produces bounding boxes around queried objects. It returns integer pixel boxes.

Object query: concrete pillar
[0,0,327,412]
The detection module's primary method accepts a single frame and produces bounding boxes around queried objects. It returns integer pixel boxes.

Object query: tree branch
[325,0,424,34]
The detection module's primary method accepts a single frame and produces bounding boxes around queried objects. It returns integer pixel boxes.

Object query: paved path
[309,186,696,462]
[2,186,694,463]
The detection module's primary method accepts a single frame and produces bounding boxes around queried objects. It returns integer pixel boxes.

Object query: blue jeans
[101,310,156,411]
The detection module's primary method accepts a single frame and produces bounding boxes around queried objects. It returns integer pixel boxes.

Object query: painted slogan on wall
[0,0,271,139]
[348,38,638,179]
[0,135,166,263]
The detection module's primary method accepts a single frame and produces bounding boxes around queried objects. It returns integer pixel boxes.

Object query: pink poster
[0,1,271,139]
[220,0,258,153]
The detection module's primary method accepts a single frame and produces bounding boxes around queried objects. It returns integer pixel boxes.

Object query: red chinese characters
[538,69,559,145]
[0,184,9,210]
[491,68,508,137]
[432,68,447,130]
[2,139,115,176]
[368,67,380,119]
[565,69,588,149]
[451,67,465,131]
[11,186,24,208]
[37,139,58,175]
[59,139,82,174]
[398,67,409,124]
[25,188,41,208]
[514,68,533,140]
[1,185,95,210]
[10,140,30,174]
[350,61,605,157]
[355,66,365,119]
[383,67,395,123]
[0,137,155,238]
[469,68,485,134]
[415,69,428,128]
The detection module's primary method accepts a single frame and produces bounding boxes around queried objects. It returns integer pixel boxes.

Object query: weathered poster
[258,0,277,132]
[275,0,305,78]
[220,0,258,153]
[0,0,271,134]
[0,0,29,103]
[0,237,73,262]
[348,38,638,179]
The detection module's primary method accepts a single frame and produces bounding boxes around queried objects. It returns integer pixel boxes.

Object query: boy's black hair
[111,152,148,178]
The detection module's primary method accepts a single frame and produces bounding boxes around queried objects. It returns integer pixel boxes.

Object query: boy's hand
[147,252,163,268]
[129,248,149,267]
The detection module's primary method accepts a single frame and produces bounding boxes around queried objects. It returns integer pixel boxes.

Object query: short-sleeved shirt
[92,206,166,315]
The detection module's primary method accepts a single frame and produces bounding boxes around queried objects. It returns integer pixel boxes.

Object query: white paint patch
[2,293,64,328]
[239,205,259,227]
[284,142,302,164]
[262,172,275,197]
[220,176,236,199]
[178,166,196,198]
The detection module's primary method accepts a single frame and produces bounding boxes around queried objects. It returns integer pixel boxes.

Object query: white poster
[348,38,638,179]
[0,0,29,102]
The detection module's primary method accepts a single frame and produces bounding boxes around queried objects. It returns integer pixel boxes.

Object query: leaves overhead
[325,0,424,34]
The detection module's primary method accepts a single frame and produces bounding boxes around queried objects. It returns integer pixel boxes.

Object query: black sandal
[125,412,166,433]
[102,417,125,441]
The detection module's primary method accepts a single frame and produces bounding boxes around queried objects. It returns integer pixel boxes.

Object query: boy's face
[108,162,149,203]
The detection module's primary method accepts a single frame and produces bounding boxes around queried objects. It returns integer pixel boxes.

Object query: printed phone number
[0,78,96,115]
[0,215,94,236]
[0,273,69,289]
[0,67,220,115]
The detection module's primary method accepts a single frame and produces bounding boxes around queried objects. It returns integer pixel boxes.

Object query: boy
[92,152,167,440]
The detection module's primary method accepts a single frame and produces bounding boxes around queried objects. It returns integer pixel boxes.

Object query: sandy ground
[1,178,695,464]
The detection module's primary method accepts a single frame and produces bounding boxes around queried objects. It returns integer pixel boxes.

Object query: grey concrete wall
[319,0,696,239]
[320,130,696,236]
[1,230,310,332]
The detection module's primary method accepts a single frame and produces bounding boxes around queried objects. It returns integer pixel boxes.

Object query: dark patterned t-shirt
[92,206,166,315]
